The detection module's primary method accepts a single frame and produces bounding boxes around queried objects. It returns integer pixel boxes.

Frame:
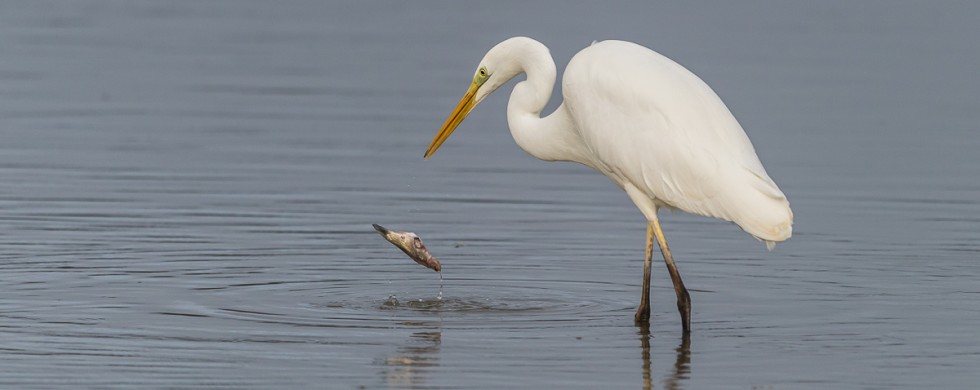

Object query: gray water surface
[1,1,979,389]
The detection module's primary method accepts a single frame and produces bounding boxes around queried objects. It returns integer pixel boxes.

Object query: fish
[372,224,442,272]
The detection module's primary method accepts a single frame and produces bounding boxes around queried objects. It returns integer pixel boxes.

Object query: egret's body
[425,37,792,333]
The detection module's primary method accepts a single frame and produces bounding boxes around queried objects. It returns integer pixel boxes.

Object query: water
[1,1,979,388]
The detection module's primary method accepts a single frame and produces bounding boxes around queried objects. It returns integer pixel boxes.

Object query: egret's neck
[505,46,591,165]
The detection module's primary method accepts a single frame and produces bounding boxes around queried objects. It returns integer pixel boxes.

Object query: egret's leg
[651,216,692,333]
[634,222,654,324]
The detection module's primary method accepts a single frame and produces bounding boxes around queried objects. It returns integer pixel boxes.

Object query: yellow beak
[424,82,479,159]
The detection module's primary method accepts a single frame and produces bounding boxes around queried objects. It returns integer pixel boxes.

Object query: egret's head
[423,39,525,159]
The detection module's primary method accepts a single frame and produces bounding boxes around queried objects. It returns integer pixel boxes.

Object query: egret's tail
[729,169,793,247]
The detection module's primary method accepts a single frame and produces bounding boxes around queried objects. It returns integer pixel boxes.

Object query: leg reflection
[638,323,691,390]
[663,333,691,390]
[639,322,652,390]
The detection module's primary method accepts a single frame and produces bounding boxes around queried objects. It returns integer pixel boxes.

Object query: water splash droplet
[437,271,443,301]
[380,294,400,309]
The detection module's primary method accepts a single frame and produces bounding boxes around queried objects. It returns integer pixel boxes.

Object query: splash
[437,271,443,301]
[381,294,400,309]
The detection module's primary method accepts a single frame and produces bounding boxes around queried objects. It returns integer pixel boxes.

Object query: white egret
[424,37,792,333]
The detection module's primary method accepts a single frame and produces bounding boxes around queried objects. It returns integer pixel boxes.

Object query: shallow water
[1,1,979,389]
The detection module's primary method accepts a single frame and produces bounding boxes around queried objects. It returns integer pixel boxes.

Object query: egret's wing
[563,40,792,241]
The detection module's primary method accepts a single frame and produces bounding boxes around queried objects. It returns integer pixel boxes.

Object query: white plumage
[424,37,793,332]
[564,40,792,244]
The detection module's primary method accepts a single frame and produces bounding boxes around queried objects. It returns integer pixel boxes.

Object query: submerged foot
[634,304,650,326]
[677,290,692,333]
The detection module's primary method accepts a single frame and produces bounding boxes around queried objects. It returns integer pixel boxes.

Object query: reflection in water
[383,323,442,388]
[640,324,651,389]
[663,333,691,390]
[638,324,690,390]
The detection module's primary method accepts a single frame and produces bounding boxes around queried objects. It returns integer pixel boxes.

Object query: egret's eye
[473,67,490,85]
[413,237,423,249]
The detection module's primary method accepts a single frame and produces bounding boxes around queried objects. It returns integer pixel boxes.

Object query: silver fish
[373,224,442,272]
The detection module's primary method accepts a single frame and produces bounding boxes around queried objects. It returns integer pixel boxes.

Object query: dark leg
[651,215,691,333]
[634,222,654,325]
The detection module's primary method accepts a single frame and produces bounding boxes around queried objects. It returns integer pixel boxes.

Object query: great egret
[424,37,792,333]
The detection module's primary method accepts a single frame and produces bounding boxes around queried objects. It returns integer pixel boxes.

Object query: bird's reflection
[663,333,691,390]
[640,323,652,389]
[638,323,691,390]
[383,322,442,388]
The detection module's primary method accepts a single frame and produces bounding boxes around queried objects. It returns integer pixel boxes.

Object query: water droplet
[437,271,444,300]
[380,294,400,309]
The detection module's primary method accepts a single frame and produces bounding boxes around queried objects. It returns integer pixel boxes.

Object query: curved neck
[504,44,590,165]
